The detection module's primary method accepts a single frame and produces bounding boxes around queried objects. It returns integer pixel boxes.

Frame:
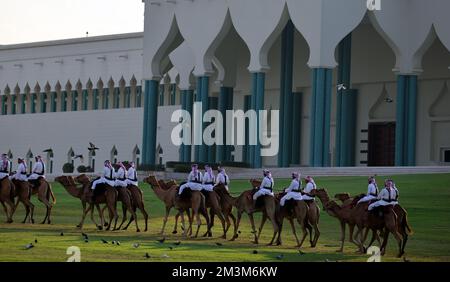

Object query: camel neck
[61,183,83,199]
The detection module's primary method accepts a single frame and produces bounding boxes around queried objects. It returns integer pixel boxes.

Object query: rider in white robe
[179,164,204,195]
[253,169,275,201]
[280,172,303,206]
[368,179,399,211]
[357,176,379,204]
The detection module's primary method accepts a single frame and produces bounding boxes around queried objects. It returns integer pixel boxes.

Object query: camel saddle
[28,178,43,191]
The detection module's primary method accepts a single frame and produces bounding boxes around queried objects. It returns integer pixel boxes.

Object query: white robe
[368,187,399,210]
[92,166,116,189]
[126,167,138,186]
[358,183,378,204]
[28,161,45,180]
[202,171,215,192]
[280,179,303,206]
[301,182,316,201]
[179,171,203,195]
[253,176,274,200]
[0,160,11,179]
[114,167,128,188]
[11,163,27,181]
[215,172,230,191]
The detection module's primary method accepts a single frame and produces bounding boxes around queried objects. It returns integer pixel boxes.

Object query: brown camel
[251,179,321,248]
[115,184,149,232]
[211,179,279,245]
[0,177,16,223]
[74,175,140,232]
[56,175,119,230]
[11,179,35,224]
[144,175,209,238]
[312,188,408,257]
[27,178,56,224]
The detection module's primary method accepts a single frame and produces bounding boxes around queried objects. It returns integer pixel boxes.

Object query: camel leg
[101,206,109,227]
[38,195,52,224]
[227,213,237,240]
[215,209,227,239]
[367,229,379,248]
[296,218,309,248]
[269,214,280,246]
[349,224,360,248]
[192,209,202,238]
[138,203,149,232]
[96,204,104,230]
[230,211,242,241]
[1,202,9,223]
[77,201,87,228]
[118,203,128,230]
[89,204,100,228]
[311,223,321,248]
[354,226,365,253]
[203,209,214,238]
[256,214,268,244]
[337,221,346,252]
[160,206,171,236]
[172,212,180,234]
[130,206,140,232]
[248,213,258,244]
[287,218,300,247]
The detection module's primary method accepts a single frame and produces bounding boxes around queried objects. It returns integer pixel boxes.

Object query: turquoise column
[251,72,265,168]
[291,92,303,165]
[335,34,356,167]
[142,80,159,166]
[279,20,295,167]
[159,84,165,106]
[208,96,218,163]
[217,86,233,163]
[194,76,209,163]
[395,75,417,166]
[179,90,186,162]
[309,68,333,167]
[93,89,99,110]
[40,93,46,113]
[72,91,77,111]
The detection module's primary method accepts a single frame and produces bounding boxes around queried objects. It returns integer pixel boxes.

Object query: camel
[55,175,119,230]
[211,179,279,245]
[74,175,140,232]
[0,177,16,223]
[144,175,209,238]
[115,183,149,232]
[11,179,35,224]
[27,178,56,224]
[251,179,321,248]
[312,188,409,257]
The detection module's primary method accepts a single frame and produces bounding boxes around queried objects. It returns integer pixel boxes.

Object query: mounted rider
[280,172,303,206]
[91,160,116,190]
[28,156,46,188]
[0,154,11,180]
[357,176,379,204]
[202,165,215,192]
[301,176,316,201]
[114,162,128,188]
[126,161,138,187]
[215,166,230,191]
[178,164,203,195]
[10,158,28,182]
[368,179,399,211]
[253,169,275,202]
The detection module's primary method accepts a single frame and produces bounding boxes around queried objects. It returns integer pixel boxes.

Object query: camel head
[250,179,261,189]
[144,175,160,188]
[75,174,90,185]
[166,179,177,187]
[55,175,76,186]
[311,188,330,202]
[334,193,351,202]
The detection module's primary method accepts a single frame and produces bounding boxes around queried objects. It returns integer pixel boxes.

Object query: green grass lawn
[0,173,449,262]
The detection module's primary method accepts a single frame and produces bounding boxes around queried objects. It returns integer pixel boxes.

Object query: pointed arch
[110,146,118,164]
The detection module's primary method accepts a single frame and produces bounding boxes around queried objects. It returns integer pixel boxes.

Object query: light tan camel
[116,184,149,232]
[144,175,209,238]
[0,177,16,223]
[27,178,56,224]
[12,179,35,224]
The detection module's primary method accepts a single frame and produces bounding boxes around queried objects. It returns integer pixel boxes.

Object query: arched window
[7,150,13,172]
[132,145,141,167]
[156,144,163,165]
[110,146,118,164]
[45,149,54,174]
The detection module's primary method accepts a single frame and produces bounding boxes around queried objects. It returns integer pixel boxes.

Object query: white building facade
[1,0,450,173]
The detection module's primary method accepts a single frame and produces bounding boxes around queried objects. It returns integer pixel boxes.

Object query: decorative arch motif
[369,84,396,120]
[429,82,450,119]
[110,146,118,164]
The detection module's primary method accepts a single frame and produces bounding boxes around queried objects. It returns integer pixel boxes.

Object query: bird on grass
[173,241,181,246]
[215,242,223,246]
[25,243,34,250]
[82,233,88,239]
[34,239,38,244]
[116,241,121,246]
[133,243,140,248]
[84,239,89,243]
[276,254,284,260]
[169,247,173,250]
[252,250,258,255]
[157,238,166,244]
[112,241,116,245]
[144,253,151,259]
[60,232,64,236]
[298,250,306,255]
[101,239,108,244]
